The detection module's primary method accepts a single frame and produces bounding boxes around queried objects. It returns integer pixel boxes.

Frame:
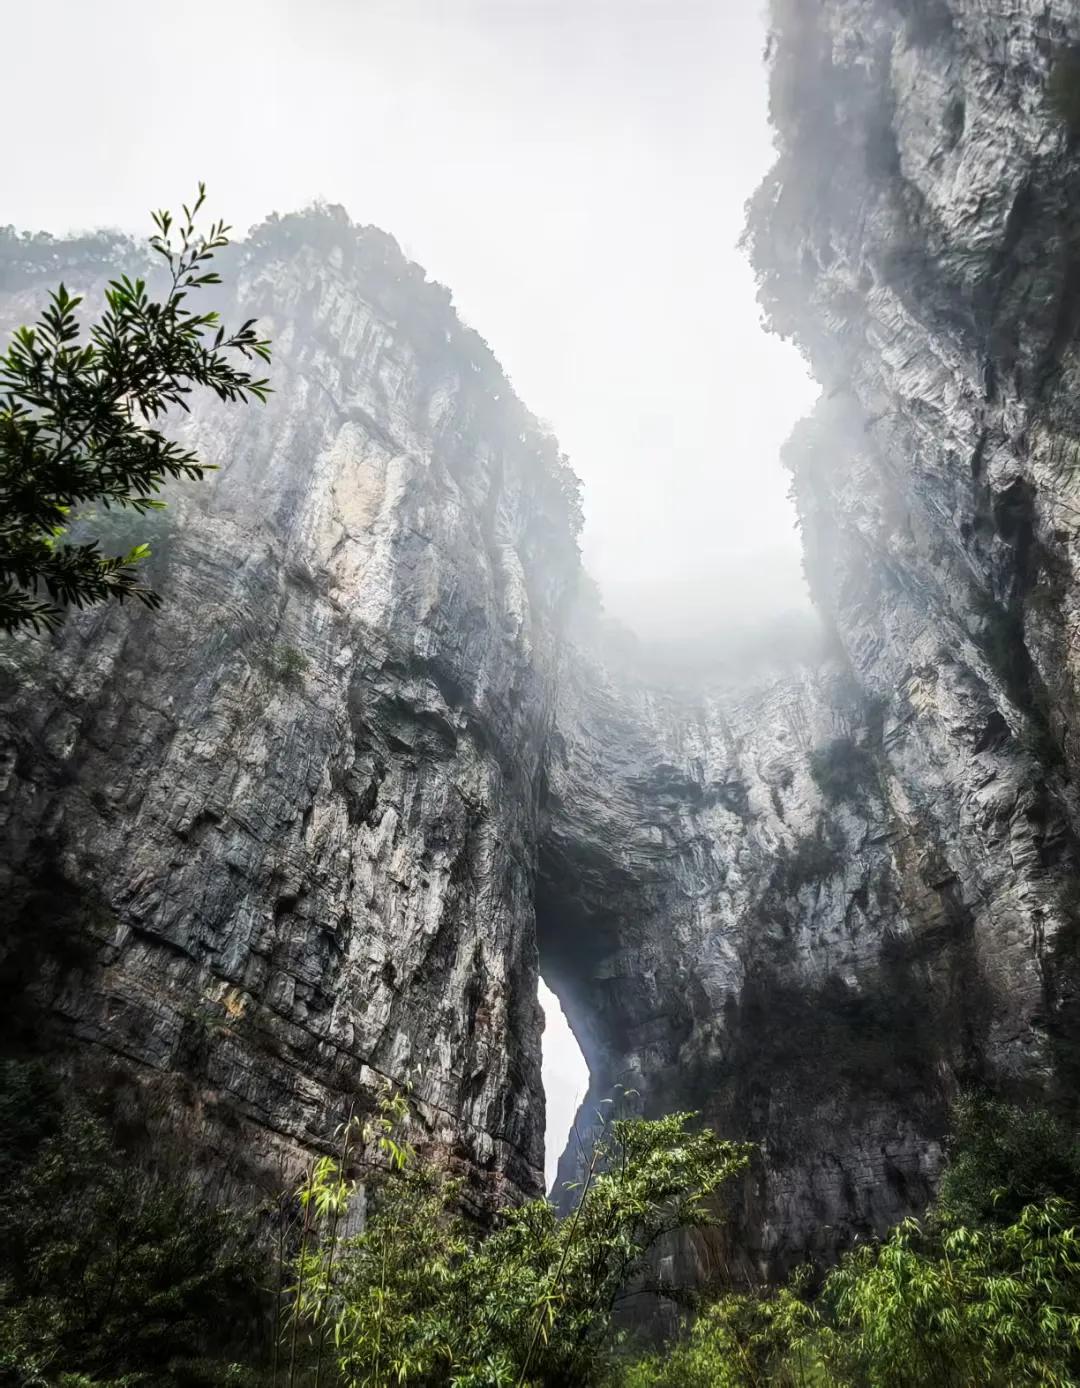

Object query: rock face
[0,209,582,1209]
[542,0,1080,1276]
[540,0,1080,1275]
[4,0,1080,1280]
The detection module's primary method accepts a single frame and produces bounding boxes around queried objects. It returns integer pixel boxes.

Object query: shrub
[936,1094,1080,1227]
[616,1278,823,1388]
[0,1064,262,1387]
[769,822,845,897]
[616,1097,1080,1388]
[267,644,309,689]
[287,1094,752,1388]
[0,185,270,635]
[819,1200,1080,1387]
[809,737,878,805]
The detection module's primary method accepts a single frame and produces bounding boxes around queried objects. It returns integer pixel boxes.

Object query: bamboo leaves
[278,1095,749,1388]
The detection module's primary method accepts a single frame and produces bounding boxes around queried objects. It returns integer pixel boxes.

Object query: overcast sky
[7,0,818,1169]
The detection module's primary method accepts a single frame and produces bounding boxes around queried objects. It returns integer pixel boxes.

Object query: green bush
[287,1094,752,1388]
[266,644,309,689]
[770,823,845,897]
[616,1096,1080,1388]
[809,737,878,805]
[617,1278,823,1387]
[7,1073,1079,1387]
[0,1064,262,1387]
[936,1094,1080,1227]
[0,186,270,635]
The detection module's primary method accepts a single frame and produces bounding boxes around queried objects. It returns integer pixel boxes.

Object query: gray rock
[0,210,582,1211]
[4,0,1080,1280]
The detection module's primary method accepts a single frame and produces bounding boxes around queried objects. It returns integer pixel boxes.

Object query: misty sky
[8,0,817,641]
[7,0,819,1167]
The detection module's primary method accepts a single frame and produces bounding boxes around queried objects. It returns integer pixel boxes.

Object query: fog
[7,0,816,641]
[6,0,817,1165]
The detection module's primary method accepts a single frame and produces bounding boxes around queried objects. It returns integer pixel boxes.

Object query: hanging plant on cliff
[0,184,271,635]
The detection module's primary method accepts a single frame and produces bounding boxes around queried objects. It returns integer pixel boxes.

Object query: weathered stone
[4,0,1080,1282]
[542,0,1080,1278]
[0,209,582,1211]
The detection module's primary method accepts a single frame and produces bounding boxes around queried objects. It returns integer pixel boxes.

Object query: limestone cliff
[0,208,582,1209]
[4,0,1080,1283]
[542,0,1080,1276]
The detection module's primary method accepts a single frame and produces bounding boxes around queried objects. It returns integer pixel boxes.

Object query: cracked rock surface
[0,210,582,1209]
[541,0,1080,1275]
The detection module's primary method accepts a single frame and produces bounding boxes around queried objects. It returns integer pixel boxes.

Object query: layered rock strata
[0,209,581,1208]
[4,0,1080,1272]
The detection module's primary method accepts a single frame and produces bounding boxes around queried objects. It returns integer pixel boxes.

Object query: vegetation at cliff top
[0,184,271,636]
[2,1072,1080,1387]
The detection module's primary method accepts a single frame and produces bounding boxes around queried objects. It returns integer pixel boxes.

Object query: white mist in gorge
[4,0,816,1158]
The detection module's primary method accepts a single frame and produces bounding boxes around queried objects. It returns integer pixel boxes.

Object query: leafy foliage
[936,1095,1080,1228]
[0,185,270,635]
[286,1093,751,1387]
[0,227,139,294]
[617,1276,824,1388]
[819,1200,1080,1387]
[808,736,878,806]
[617,1096,1080,1388]
[267,645,309,690]
[5,1065,1078,1387]
[67,498,178,586]
[0,1063,262,1387]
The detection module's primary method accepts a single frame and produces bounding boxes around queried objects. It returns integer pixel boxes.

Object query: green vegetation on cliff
[619,1097,1080,1388]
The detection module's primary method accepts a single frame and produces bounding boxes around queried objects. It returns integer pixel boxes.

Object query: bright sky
[7,0,817,1169]
[538,981,588,1189]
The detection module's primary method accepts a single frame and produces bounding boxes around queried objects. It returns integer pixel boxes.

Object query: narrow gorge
[3,0,1080,1295]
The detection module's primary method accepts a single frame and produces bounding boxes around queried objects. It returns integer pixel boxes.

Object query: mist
[5,0,817,641]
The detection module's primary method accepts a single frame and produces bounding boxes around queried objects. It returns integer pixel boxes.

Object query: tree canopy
[0,184,270,635]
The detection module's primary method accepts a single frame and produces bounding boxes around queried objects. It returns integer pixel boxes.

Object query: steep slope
[538,0,1080,1277]
[749,0,1080,1103]
[0,208,581,1207]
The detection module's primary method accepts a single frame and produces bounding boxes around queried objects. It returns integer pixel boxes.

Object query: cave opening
[534,831,621,1195]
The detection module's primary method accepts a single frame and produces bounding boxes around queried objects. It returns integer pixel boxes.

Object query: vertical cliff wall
[538,0,1080,1276]
[4,0,1080,1280]
[0,209,581,1207]
[750,0,1080,1109]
